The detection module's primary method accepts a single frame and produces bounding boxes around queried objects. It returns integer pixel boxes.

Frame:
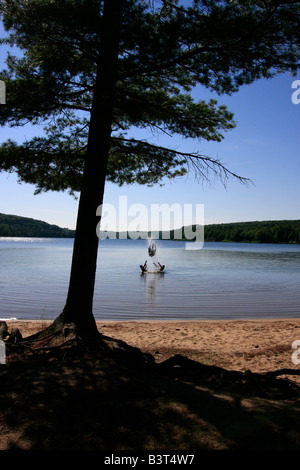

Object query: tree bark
[52,0,123,341]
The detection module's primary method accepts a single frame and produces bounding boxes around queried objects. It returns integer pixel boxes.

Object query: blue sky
[0,23,299,231]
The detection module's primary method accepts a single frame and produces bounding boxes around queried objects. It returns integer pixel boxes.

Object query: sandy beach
[6,317,300,382]
[1,318,299,451]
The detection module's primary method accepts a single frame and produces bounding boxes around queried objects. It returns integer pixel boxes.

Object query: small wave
[0,237,51,243]
[0,317,18,321]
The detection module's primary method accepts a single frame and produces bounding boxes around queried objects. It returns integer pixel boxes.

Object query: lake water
[0,237,299,321]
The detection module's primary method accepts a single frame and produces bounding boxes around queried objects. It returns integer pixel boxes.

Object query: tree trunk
[51,0,123,342]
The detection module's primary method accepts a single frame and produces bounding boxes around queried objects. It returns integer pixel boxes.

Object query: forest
[182,220,300,244]
[0,213,75,237]
[1,213,299,244]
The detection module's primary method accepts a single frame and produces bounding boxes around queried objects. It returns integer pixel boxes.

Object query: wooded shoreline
[1,213,300,244]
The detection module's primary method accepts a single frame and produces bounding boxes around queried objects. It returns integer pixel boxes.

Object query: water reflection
[140,271,165,318]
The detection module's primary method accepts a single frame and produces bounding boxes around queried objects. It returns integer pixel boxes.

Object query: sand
[6,318,300,380]
[1,318,299,451]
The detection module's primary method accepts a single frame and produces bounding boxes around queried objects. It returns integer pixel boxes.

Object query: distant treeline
[196,220,300,244]
[0,213,75,238]
[1,213,299,244]
[110,220,300,244]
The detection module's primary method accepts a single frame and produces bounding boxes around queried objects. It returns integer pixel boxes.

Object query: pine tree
[0,0,299,343]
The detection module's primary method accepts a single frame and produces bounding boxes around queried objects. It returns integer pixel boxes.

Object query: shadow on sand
[0,340,299,451]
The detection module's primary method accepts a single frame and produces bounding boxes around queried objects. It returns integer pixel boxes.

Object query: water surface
[0,238,299,321]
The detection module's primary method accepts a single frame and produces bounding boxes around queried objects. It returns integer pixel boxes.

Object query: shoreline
[5,317,300,383]
[4,317,300,324]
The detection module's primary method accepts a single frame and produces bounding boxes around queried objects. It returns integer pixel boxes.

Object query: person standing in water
[154,262,165,272]
[140,260,147,273]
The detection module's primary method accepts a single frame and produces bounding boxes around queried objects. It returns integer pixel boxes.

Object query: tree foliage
[1,0,299,194]
[0,212,75,237]
[198,220,300,244]
[1,0,300,342]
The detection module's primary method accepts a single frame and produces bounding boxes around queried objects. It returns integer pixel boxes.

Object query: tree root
[2,320,154,367]
[156,354,300,399]
[157,353,300,378]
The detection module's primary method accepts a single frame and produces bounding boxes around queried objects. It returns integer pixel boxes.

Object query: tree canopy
[1,0,299,194]
[1,0,300,343]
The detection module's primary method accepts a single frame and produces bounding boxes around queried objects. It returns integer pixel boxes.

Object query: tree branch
[112,136,252,186]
